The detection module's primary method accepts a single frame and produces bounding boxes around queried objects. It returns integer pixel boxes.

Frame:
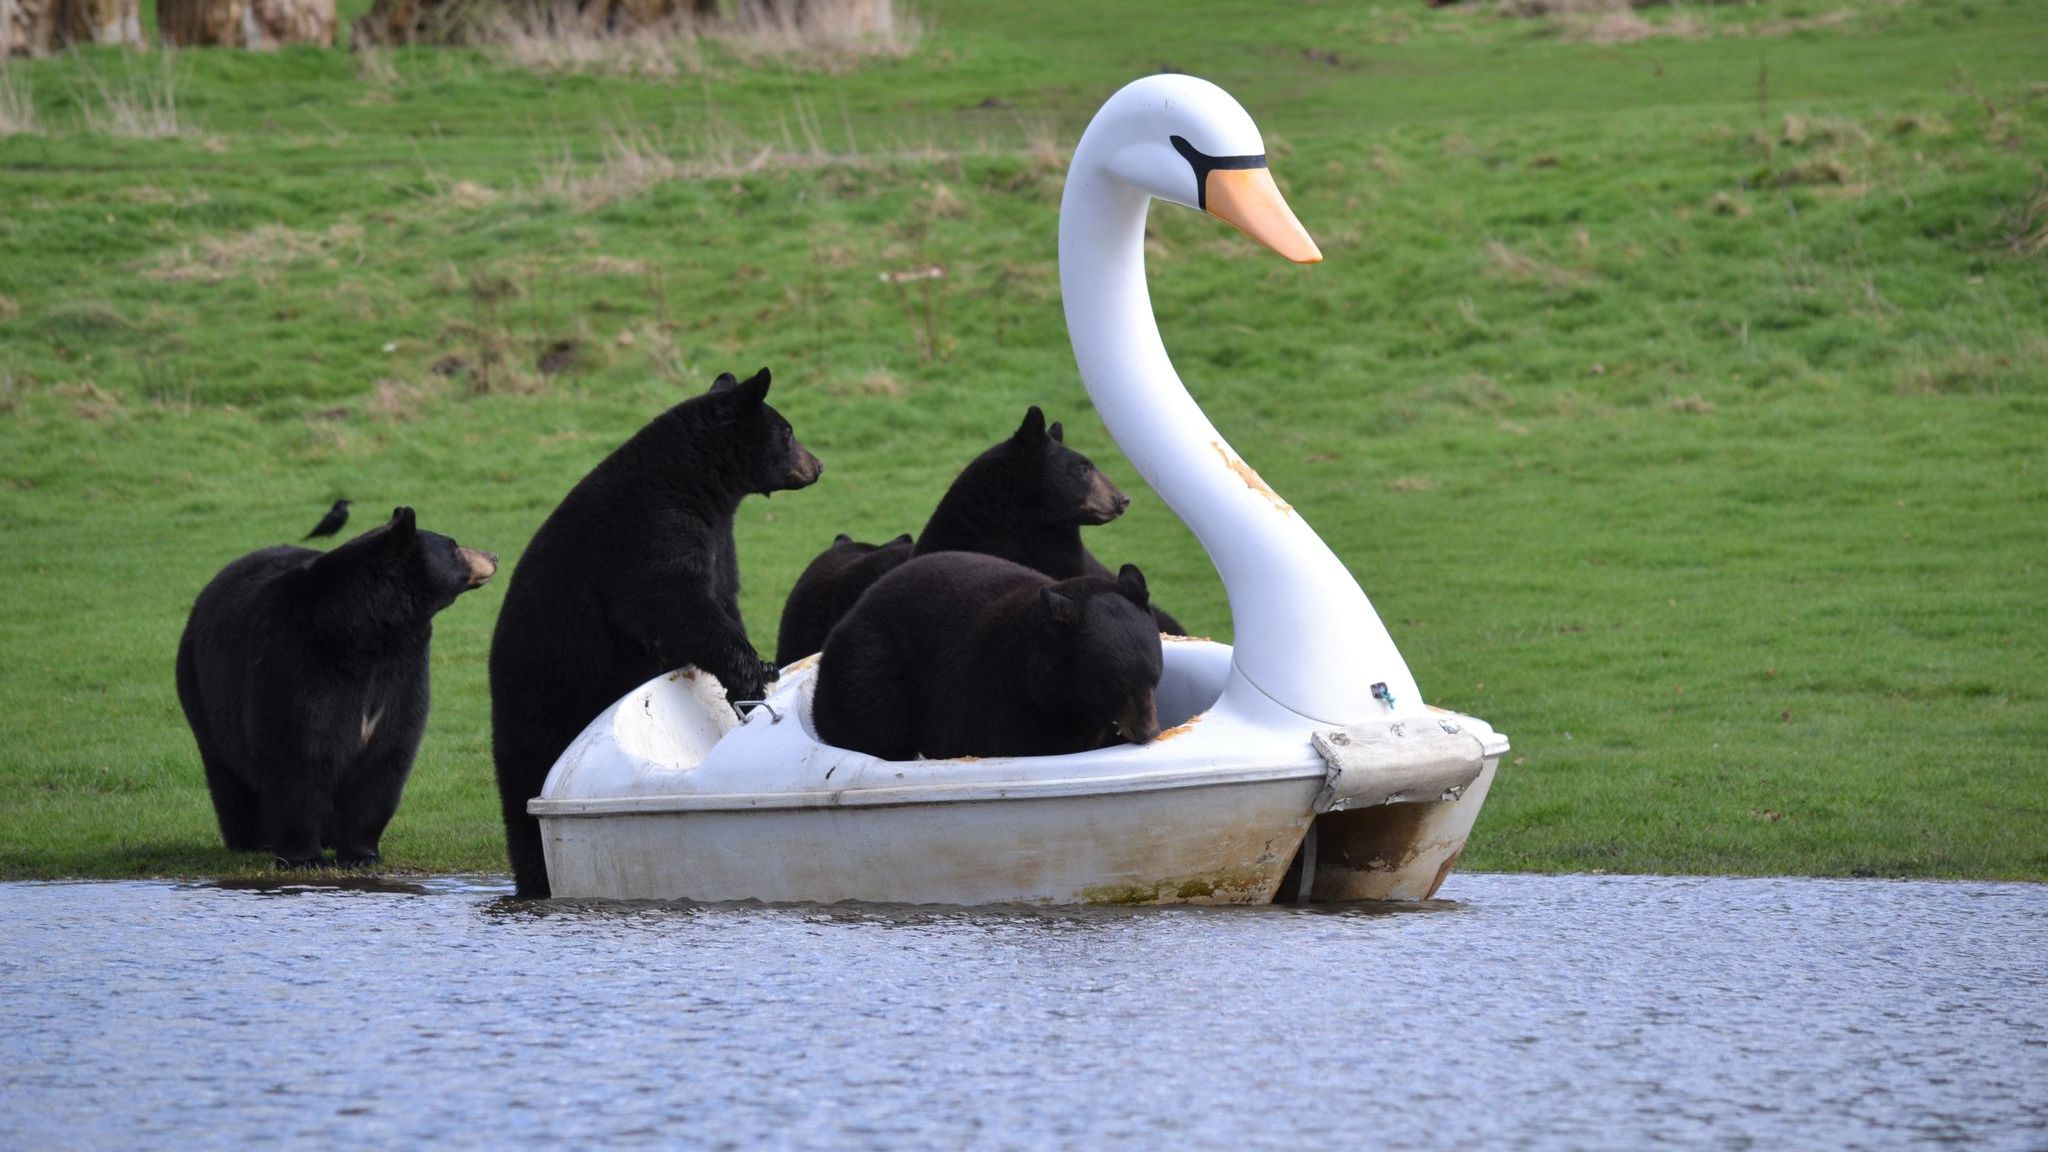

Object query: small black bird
[303,500,352,541]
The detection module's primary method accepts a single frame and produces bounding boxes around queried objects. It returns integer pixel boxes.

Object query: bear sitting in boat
[811,552,1163,761]
[774,405,1182,666]
[775,532,913,668]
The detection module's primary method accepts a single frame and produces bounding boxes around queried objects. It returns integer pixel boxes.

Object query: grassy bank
[1,0,2042,884]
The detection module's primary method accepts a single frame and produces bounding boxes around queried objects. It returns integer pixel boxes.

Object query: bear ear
[1048,421,1065,443]
[1014,405,1047,443]
[1117,563,1150,608]
[383,506,418,546]
[708,372,740,395]
[833,532,854,546]
[1040,586,1080,626]
[739,366,772,402]
[891,532,913,545]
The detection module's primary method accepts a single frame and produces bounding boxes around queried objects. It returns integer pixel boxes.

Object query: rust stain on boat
[1211,441,1291,513]
[1080,863,1280,907]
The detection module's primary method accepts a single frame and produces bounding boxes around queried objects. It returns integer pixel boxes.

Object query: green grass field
[2,0,2042,884]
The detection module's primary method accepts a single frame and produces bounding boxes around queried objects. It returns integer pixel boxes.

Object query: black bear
[490,367,822,898]
[911,405,1130,572]
[811,552,1163,762]
[774,405,1183,662]
[772,532,913,667]
[174,507,498,868]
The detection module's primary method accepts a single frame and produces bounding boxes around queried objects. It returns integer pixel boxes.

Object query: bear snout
[1081,473,1129,525]
[460,548,499,589]
[788,446,824,488]
[1114,689,1160,745]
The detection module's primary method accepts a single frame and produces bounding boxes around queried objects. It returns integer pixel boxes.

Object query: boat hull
[541,777,1323,906]
[529,641,1506,906]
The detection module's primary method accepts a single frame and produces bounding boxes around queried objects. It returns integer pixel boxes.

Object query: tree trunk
[736,0,890,32]
[4,0,144,52]
[158,0,333,46]
[64,0,141,43]
[349,0,424,47]
[1,0,30,55]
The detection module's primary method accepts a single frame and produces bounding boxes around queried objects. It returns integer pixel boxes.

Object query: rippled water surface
[3,873,2043,1149]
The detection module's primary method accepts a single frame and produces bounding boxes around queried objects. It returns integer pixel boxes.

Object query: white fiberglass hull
[529,639,1505,906]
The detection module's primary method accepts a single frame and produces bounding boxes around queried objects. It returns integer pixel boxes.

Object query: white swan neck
[1059,149,1423,725]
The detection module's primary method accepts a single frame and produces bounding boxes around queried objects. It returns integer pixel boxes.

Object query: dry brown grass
[1779,113,1869,150]
[435,179,501,210]
[526,111,1043,213]
[490,8,702,77]
[1708,191,1753,218]
[1568,10,1704,43]
[142,223,367,284]
[852,366,903,397]
[1896,342,2030,396]
[79,53,190,139]
[354,44,401,88]
[366,375,447,423]
[716,0,921,73]
[0,65,38,137]
[612,318,690,381]
[479,0,917,78]
[1890,112,1952,138]
[1483,239,1588,290]
[0,292,18,320]
[1409,373,1517,418]
[1735,7,1859,38]
[535,125,703,210]
[1498,0,1861,43]
[1993,178,2048,259]
[1494,0,1627,18]
[120,184,210,207]
[577,254,653,277]
[927,181,965,219]
[54,380,127,422]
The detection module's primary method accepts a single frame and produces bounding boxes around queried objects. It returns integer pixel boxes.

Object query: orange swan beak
[1204,166,1323,264]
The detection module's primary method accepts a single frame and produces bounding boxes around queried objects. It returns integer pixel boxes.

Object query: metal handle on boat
[733,700,782,724]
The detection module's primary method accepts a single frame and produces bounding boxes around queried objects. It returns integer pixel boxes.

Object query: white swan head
[1074,74,1321,264]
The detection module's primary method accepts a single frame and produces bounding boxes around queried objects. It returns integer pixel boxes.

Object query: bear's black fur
[811,552,1163,762]
[489,367,821,898]
[775,405,1183,661]
[174,507,498,868]
[772,532,913,667]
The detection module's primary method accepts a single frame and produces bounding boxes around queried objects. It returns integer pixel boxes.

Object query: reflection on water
[2,873,2042,1150]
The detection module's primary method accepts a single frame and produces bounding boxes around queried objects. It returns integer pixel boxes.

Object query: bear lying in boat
[812,552,1164,761]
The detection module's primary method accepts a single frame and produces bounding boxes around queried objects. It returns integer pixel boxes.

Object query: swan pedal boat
[528,74,1511,906]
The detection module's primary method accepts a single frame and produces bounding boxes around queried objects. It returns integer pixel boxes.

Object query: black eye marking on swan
[1170,135,1267,211]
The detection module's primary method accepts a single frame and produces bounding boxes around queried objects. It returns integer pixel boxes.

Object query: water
[2,873,2042,1150]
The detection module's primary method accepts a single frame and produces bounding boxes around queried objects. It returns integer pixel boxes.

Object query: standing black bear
[811,553,1164,762]
[174,507,498,868]
[775,405,1182,663]
[490,367,822,898]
